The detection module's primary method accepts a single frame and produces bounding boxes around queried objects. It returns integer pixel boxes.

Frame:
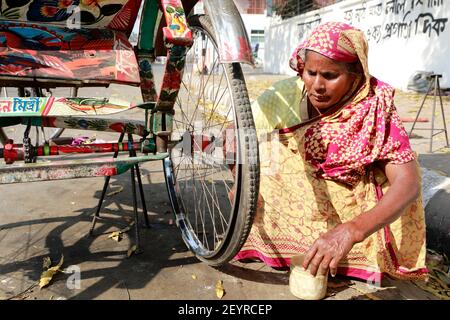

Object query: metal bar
[70,87,79,97]
[128,133,150,229]
[138,55,159,103]
[160,0,193,47]
[0,128,8,145]
[128,134,150,228]
[0,140,155,163]
[129,133,143,254]
[131,164,143,254]
[409,79,434,137]
[432,130,445,137]
[22,116,147,137]
[90,132,126,235]
[137,0,159,52]
[430,76,438,152]
[49,128,65,140]
[0,154,168,184]
[437,77,449,147]
[409,128,446,131]
[153,0,192,153]
[36,142,142,156]
[134,162,150,228]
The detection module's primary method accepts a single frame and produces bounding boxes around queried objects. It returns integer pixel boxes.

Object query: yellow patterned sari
[235,76,427,282]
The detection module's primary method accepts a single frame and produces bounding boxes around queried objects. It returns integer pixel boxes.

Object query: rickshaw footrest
[0,153,169,184]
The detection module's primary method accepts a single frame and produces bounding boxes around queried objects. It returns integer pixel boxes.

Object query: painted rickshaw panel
[0,21,140,84]
[0,0,142,36]
[0,96,135,117]
[0,153,168,184]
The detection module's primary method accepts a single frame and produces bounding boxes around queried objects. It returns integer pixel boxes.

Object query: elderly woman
[235,22,427,283]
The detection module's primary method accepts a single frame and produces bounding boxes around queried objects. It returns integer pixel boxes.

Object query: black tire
[163,14,259,266]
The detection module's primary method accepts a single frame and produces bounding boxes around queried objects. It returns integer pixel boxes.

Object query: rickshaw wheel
[163,14,259,266]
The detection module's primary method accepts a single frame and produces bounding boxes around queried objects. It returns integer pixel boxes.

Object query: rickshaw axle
[1,139,156,164]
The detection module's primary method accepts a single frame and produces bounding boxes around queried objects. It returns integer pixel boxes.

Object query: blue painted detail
[27,0,81,22]
[12,97,40,112]
[77,119,88,129]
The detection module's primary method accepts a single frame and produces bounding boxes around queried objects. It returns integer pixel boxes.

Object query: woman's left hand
[302,222,360,277]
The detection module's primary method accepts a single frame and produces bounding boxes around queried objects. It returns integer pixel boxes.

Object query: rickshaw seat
[0,0,143,87]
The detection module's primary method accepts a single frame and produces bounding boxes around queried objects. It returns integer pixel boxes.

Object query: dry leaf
[426,250,446,268]
[192,274,197,280]
[433,269,450,286]
[42,257,52,270]
[215,280,225,299]
[214,240,223,250]
[327,279,353,289]
[108,222,134,242]
[127,245,137,258]
[414,280,450,299]
[108,231,122,242]
[352,285,382,300]
[415,250,450,300]
[39,255,64,289]
[107,185,124,197]
[364,292,382,300]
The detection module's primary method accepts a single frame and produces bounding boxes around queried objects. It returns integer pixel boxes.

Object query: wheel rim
[168,25,240,258]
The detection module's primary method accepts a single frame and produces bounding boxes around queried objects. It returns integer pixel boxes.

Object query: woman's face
[302,51,356,111]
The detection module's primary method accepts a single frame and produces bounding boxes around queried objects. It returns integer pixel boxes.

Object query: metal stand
[409,74,449,153]
[90,132,149,254]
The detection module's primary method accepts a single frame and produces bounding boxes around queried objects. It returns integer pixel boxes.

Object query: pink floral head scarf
[290,22,362,70]
[288,22,415,186]
[289,21,371,107]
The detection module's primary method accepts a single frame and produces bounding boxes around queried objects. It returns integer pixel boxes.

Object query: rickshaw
[0,0,259,267]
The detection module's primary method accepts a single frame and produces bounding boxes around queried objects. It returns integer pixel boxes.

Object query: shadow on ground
[0,167,199,300]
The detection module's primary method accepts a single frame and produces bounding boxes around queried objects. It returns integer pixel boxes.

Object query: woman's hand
[302,222,360,277]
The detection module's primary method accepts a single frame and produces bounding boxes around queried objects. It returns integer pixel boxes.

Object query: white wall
[265,0,450,90]
[241,13,268,62]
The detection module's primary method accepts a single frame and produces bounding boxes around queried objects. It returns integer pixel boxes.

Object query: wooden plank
[0,97,134,117]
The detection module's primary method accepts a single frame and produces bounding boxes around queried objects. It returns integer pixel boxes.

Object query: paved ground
[0,65,449,301]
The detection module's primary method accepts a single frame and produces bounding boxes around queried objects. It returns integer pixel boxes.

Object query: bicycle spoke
[165,18,252,259]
